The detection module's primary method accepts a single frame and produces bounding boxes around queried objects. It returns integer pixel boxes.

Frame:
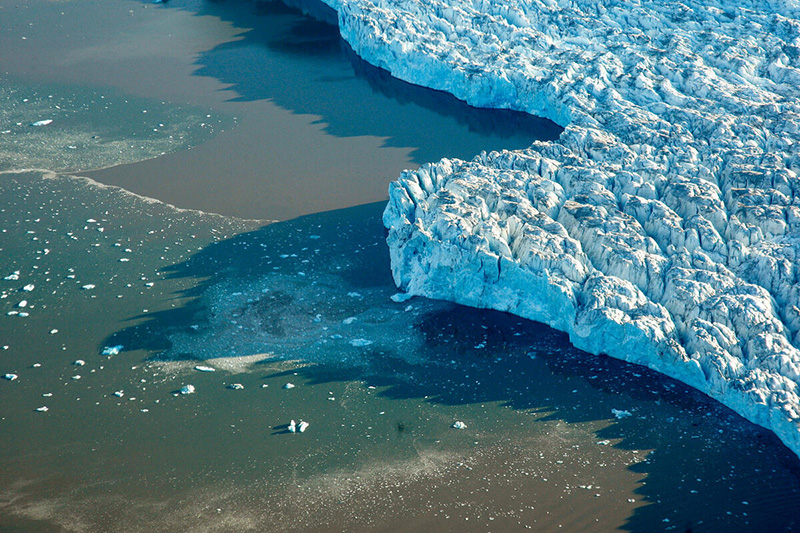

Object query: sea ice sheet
[315,0,800,456]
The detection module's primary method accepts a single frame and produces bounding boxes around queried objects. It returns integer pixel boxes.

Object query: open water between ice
[1,0,799,531]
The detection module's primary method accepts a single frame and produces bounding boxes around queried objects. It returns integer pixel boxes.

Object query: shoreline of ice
[315,0,800,456]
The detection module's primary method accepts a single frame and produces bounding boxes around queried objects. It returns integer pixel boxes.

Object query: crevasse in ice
[317,0,800,456]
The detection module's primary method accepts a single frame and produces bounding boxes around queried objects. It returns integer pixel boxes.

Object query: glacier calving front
[321,0,800,456]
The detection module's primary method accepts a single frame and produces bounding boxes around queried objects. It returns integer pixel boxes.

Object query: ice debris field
[308,0,800,457]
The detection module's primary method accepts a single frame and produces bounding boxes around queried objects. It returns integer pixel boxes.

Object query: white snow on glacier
[317,0,800,456]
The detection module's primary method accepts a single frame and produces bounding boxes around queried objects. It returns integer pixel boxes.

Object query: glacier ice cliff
[317,0,800,456]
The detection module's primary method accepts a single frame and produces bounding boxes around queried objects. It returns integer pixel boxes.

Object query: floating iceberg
[101,345,123,356]
[314,0,800,456]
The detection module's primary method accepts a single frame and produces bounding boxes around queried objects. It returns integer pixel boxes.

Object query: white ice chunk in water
[349,338,373,347]
[81,284,96,290]
[342,317,357,325]
[452,421,467,430]
[17,300,27,308]
[283,383,295,389]
[288,419,297,433]
[22,284,34,292]
[194,365,215,372]
[180,384,195,395]
[30,119,53,127]
[113,390,124,397]
[4,271,20,281]
[298,421,309,433]
[3,373,18,381]
[228,383,244,390]
[612,409,632,419]
[35,406,49,412]
[101,345,123,356]
[73,360,85,366]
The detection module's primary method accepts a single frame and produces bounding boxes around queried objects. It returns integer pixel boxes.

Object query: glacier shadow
[171,0,562,164]
[104,201,800,532]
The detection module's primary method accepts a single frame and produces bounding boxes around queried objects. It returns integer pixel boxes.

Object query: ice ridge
[317,0,800,456]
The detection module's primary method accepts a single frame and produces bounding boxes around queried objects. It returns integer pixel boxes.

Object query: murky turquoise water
[1,1,799,531]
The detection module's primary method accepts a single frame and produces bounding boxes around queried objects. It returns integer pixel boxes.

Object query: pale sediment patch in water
[0,79,230,174]
[162,275,437,369]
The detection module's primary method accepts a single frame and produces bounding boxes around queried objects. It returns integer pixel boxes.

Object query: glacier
[314,0,800,457]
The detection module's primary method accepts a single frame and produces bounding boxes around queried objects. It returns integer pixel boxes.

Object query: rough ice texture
[319,0,800,456]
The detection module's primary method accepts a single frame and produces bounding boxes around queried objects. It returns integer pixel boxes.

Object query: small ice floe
[113,390,124,397]
[597,440,611,446]
[42,392,52,397]
[391,292,412,303]
[49,329,58,335]
[17,300,28,308]
[4,271,20,281]
[101,345,123,356]
[194,365,215,372]
[342,317,357,325]
[612,409,632,419]
[71,375,81,380]
[452,421,467,430]
[347,292,362,298]
[18,312,29,318]
[22,284,34,292]
[287,420,309,433]
[35,406,49,412]
[3,373,18,381]
[81,284,96,290]
[30,119,53,127]
[228,383,244,390]
[283,383,295,389]
[180,384,195,395]
[73,360,85,366]
[349,338,373,347]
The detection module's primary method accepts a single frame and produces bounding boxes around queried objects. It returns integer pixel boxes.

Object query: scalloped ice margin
[316,0,800,457]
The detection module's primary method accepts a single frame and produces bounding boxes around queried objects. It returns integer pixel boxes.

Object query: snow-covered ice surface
[311,0,800,456]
